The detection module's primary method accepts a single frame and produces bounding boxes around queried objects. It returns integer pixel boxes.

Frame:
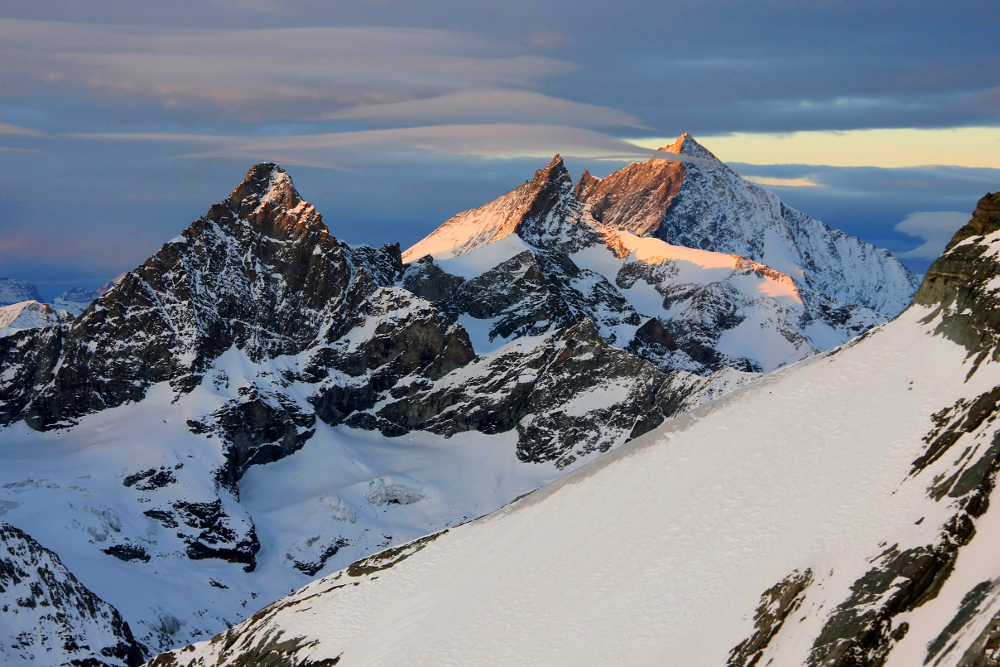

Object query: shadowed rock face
[402,250,642,347]
[0,163,371,430]
[373,319,668,469]
[0,522,148,666]
[913,191,1000,367]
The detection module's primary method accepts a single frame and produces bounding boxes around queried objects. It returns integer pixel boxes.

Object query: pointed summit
[206,163,327,242]
[402,154,576,262]
[657,133,718,161]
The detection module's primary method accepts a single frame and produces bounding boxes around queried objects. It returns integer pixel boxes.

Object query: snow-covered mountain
[150,189,1000,667]
[0,276,43,307]
[52,287,102,316]
[0,522,146,666]
[577,134,922,315]
[0,152,925,665]
[401,138,916,374]
[0,299,71,336]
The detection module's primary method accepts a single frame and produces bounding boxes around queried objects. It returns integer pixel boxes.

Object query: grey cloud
[0,122,46,137]
[894,211,970,259]
[325,89,646,129]
[77,124,705,166]
[0,20,572,118]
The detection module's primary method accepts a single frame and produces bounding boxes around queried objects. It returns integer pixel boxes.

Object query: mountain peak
[532,155,571,187]
[227,163,301,215]
[944,190,1000,252]
[402,155,575,262]
[208,162,328,242]
[657,133,718,162]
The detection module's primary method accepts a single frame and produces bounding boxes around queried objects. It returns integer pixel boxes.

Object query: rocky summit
[0,142,926,663]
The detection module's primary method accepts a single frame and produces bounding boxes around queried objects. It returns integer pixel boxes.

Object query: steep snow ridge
[596,229,802,303]
[150,303,1000,667]
[401,155,576,262]
[428,234,534,280]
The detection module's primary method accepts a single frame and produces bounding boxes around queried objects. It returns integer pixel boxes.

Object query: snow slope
[0,300,70,336]
[0,377,562,655]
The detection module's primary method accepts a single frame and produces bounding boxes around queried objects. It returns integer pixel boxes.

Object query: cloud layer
[77,124,704,168]
[0,3,997,291]
[894,211,970,259]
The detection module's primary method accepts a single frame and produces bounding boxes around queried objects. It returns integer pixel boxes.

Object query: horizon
[1,2,997,298]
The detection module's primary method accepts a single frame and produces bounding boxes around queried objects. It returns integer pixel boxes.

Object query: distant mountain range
[0,136,929,666]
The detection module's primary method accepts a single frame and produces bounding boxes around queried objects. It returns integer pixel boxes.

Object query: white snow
[428,234,532,279]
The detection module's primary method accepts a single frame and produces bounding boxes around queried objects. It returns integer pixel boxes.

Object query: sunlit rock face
[401,155,579,262]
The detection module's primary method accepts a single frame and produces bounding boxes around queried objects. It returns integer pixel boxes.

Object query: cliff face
[574,137,688,237]
[913,191,1000,366]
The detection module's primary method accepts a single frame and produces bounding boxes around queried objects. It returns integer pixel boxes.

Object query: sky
[0,1,997,298]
